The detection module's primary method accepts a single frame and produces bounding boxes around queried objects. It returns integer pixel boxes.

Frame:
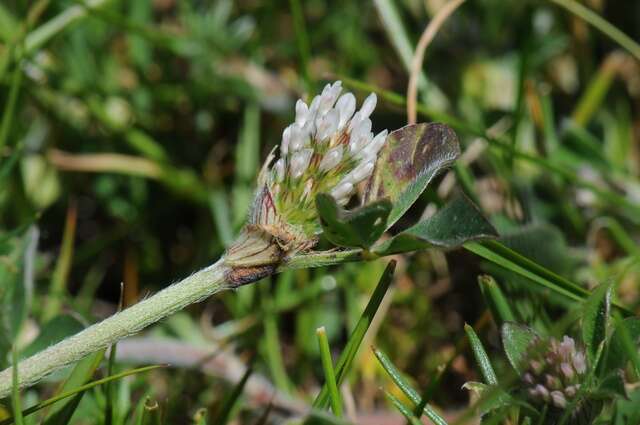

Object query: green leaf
[596,370,627,399]
[316,194,392,248]
[313,261,395,408]
[464,324,498,385]
[605,317,640,373]
[613,384,640,425]
[373,194,497,255]
[20,315,85,360]
[364,123,460,230]
[461,382,513,415]
[582,282,612,364]
[501,322,539,375]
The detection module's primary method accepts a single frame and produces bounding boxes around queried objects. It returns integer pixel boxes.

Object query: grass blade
[24,0,112,54]
[211,364,252,425]
[464,324,498,385]
[571,53,619,127]
[42,202,77,322]
[0,364,163,425]
[384,390,423,425]
[141,398,162,425]
[316,327,342,417]
[288,0,311,90]
[477,275,516,327]
[372,0,449,109]
[548,0,640,61]
[209,190,234,248]
[373,347,448,425]
[0,64,22,152]
[313,260,395,408]
[42,350,105,425]
[466,240,620,308]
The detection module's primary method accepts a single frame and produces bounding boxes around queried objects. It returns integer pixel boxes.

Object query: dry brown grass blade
[407,0,466,124]
[48,149,163,179]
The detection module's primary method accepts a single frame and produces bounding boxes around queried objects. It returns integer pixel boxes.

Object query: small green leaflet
[373,194,498,255]
[316,194,392,248]
[501,322,539,375]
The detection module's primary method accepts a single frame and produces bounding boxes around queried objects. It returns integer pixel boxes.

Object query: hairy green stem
[0,259,230,399]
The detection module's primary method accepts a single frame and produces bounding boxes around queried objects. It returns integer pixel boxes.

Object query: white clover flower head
[250,81,387,250]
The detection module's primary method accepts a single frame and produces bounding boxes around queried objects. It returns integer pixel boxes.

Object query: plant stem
[0,259,230,399]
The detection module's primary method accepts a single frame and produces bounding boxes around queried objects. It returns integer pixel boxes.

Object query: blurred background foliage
[0,0,639,423]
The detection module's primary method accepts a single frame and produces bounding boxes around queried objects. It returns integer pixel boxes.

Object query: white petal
[289,125,308,152]
[347,161,374,184]
[354,118,372,139]
[336,93,356,129]
[349,118,372,146]
[274,158,285,182]
[359,93,377,119]
[348,111,363,131]
[316,108,340,141]
[319,81,342,114]
[357,129,387,159]
[349,122,372,154]
[280,126,292,156]
[319,146,343,172]
[309,95,321,115]
[295,99,309,127]
[330,181,353,199]
[573,352,586,374]
[290,148,313,179]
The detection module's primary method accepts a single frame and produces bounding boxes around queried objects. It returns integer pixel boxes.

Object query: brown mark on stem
[226,265,278,288]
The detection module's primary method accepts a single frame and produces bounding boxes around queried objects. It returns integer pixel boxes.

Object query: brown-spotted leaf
[364,123,460,230]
